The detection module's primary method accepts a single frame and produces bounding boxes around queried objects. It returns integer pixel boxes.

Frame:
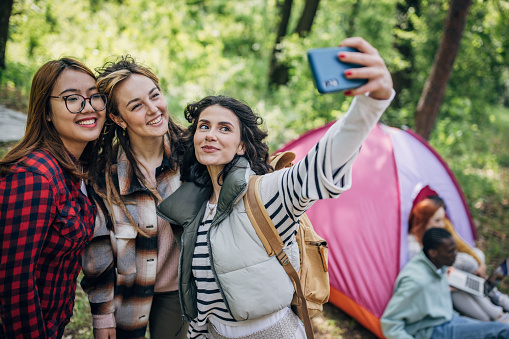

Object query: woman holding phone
[157,37,394,338]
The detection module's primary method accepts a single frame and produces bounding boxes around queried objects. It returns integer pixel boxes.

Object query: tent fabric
[391,127,476,269]
[277,122,476,338]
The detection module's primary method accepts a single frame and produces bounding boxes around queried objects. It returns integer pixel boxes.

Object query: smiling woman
[157,37,395,339]
[0,58,106,338]
[80,56,188,339]
[47,69,107,158]
[194,104,246,188]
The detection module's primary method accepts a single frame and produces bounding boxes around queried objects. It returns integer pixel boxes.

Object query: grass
[63,281,379,338]
[1,101,509,338]
[62,276,377,338]
[64,277,93,339]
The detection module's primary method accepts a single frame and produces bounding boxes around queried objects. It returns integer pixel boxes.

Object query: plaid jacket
[0,150,95,338]
[81,135,181,338]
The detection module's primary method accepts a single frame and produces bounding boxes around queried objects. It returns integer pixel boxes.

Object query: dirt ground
[312,303,378,338]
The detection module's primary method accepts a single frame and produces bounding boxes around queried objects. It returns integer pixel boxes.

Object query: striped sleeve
[260,92,394,244]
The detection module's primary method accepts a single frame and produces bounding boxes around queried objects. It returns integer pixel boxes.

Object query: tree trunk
[0,0,14,69]
[346,0,361,38]
[295,0,320,37]
[268,0,293,86]
[391,0,420,108]
[415,0,473,140]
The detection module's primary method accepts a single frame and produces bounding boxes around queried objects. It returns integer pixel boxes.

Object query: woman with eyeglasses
[0,58,106,338]
[80,56,187,339]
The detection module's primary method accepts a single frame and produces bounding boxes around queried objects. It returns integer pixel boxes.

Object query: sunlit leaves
[3,0,509,152]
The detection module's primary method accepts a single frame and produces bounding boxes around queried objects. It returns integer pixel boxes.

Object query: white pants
[453,248,485,273]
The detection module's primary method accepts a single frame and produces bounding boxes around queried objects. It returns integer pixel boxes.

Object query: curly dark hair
[179,95,272,185]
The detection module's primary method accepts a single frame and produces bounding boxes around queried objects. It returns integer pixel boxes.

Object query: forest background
[0,0,508,338]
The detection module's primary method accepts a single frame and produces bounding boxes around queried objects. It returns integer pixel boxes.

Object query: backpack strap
[269,151,296,171]
[244,175,315,339]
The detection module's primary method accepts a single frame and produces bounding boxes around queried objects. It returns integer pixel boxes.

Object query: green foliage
[387,0,509,132]
[3,0,402,148]
[64,275,93,338]
[0,142,16,159]
[430,104,509,269]
[3,0,508,133]
[2,0,508,219]
[3,0,509,333]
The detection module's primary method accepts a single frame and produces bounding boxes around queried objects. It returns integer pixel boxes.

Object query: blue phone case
[307,47,367,94]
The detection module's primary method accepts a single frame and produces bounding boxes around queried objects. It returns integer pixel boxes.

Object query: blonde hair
[90,56,183,236]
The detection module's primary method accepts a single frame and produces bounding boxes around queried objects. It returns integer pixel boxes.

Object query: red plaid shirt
[0,150,95,338]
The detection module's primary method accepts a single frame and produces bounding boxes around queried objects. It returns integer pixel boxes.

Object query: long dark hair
[180,95,272,185]
[89,55,184,235]
[0,58,96,181]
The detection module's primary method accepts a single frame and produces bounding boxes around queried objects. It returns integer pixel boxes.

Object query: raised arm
[260,38,394,237]
[0,171,54,338]
[312,36,394,186]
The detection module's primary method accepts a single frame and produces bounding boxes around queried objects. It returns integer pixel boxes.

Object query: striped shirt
[188,203,235,337]
[187,92,394,338]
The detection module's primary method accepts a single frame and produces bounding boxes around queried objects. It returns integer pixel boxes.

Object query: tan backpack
[244,152,330,339]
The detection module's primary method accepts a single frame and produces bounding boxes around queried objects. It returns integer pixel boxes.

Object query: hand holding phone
[308,47,367,94]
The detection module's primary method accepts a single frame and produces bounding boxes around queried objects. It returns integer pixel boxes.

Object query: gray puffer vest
[156,157,299,323]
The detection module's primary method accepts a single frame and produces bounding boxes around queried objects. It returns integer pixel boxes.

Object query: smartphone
[307,47,367,94]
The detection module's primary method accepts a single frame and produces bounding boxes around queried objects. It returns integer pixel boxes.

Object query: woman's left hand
[474,263,488,278]
[337,37,393,100]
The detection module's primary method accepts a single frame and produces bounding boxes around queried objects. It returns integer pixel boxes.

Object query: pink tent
[277,122,476,338]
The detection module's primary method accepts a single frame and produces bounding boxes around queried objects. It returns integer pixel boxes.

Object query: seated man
[381,228,509,339]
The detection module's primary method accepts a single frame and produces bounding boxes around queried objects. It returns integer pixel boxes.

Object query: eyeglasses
[50,93,107,113]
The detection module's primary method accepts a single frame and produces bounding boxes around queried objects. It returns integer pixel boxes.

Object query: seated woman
[408,196,509,322]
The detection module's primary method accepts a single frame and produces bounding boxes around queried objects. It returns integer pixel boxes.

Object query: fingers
[344,74,391,99]
[338,49,385,69]
[338,37,393,100]
[93,328,116,339]
[339,37,379,56]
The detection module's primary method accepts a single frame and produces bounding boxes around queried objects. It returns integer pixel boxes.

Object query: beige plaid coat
[81,135,181,338]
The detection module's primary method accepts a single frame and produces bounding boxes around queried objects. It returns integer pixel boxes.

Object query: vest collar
[157,157,252,227]
[212,157,251,225]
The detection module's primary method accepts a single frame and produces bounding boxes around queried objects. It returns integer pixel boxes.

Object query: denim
[432,315,509,339]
